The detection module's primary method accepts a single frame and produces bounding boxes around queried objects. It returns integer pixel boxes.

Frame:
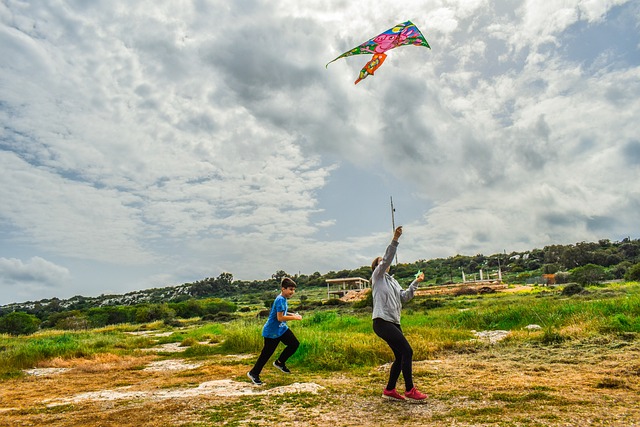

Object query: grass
[2,282,638,378]
[0,286,638,427]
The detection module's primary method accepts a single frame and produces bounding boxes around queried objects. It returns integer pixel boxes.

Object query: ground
[1,334,639,427]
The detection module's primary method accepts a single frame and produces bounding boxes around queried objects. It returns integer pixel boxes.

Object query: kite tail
[354,53,387,84]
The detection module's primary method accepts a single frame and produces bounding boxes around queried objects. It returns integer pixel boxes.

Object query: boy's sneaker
[404,387,428,403]
[382,388,405,401]
[273,360,291,374]
[247,371,263,385]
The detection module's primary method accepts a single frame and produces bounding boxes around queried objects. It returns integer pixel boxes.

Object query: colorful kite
[326,20,431,84]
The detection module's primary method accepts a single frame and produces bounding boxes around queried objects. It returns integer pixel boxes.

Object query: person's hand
[415,272,425,283]
[393,226,403,241]
[293,313,302,320]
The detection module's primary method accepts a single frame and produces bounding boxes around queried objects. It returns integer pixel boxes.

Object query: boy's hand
[415,271,425,283]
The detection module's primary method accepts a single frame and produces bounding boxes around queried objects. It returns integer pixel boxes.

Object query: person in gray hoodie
[371,226,427,403]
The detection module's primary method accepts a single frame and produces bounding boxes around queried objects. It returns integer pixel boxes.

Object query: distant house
[325,277,370,299]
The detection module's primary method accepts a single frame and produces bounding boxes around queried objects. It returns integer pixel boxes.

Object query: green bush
[323,298,347,306]
[135,304,176,323]
[570,264,606,286]
[0,311,40,335]
[562,283,584,296]
[625,263,640,281]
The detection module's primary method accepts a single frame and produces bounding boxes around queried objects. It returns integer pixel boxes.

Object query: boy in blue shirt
[247,277,303,385]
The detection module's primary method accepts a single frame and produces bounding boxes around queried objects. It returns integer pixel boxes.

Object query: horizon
[3,234,636,307]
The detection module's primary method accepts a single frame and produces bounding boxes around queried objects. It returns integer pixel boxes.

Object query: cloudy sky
[1,0,639,305]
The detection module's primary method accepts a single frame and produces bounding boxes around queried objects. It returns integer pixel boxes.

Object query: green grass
[1,282,639,378]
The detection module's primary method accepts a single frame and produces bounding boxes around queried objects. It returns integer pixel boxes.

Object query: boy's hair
[371,256,382,272]
[281,277,297,289]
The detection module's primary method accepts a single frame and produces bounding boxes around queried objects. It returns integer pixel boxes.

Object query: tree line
[1,237,639,335]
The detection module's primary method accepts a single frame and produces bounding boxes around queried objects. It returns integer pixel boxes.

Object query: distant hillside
[2,237,639,318]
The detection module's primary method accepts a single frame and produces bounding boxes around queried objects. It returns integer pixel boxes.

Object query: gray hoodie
[371,239,418,324]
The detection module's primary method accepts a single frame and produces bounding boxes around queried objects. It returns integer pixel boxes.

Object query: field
[1,282,639,426]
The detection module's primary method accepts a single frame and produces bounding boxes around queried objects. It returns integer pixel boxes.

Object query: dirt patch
[23,368,72,376]
[472,330,511,343]
[339,288,370,302]
[416,283,508,296]
[142,359,203,372]
[47,379,325,405]
[138,341,213,353]
[125,330,175,337]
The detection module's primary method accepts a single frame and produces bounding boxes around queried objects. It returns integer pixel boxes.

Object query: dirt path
[1,341,639,426]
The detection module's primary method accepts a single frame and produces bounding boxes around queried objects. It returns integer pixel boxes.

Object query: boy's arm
[277,312,302,321]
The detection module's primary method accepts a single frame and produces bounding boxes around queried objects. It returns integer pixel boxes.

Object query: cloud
[0,256,71,302]
[0,0,638,304]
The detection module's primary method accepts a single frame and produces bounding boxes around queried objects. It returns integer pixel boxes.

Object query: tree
[0,311,40,335]
[569,264,606,286]
[217,272,234,286]
[272,270,289,283]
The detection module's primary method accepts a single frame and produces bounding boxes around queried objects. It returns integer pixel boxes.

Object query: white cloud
[0,0,638,304]
[0,256,71,302]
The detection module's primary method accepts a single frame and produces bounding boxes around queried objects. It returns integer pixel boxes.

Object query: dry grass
[1,339,639,427]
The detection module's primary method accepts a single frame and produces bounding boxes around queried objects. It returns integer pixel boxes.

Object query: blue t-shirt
[262,294,289,338]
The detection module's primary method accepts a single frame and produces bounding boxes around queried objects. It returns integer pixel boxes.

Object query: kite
[326,20,430,84]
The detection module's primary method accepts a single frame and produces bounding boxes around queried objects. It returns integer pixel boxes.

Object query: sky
[1,0,639,305]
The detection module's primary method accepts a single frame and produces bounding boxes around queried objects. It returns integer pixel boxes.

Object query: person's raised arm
[373,226,403,279]
[393,226,403,242]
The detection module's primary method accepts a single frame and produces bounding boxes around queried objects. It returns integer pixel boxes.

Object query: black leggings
[250,329,300,375]
[373,317,414,391]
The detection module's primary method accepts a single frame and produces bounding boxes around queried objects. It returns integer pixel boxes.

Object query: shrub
[570,264,606,286]
[419,299,444,310]
[202,298,237,315]
[454,287,478,296]
[0,311,40,335]
[562,283,584,296]
[625,263,640,281]
[323,298,347,306]
[135,304,176,323]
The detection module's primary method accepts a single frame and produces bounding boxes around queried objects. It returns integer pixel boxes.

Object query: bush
[570,264,606,286]
[0,311,40,335]
[202,298,237,315]
[135,304,176,323]
[625,263,640,281]
[454,287,478,296]
[323,298,347,306]
[419,299,444,310]
[561,283,584,296]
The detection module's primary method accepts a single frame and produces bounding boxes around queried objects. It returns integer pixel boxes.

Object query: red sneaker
[382,388,405,401]
[404,387,428,403]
